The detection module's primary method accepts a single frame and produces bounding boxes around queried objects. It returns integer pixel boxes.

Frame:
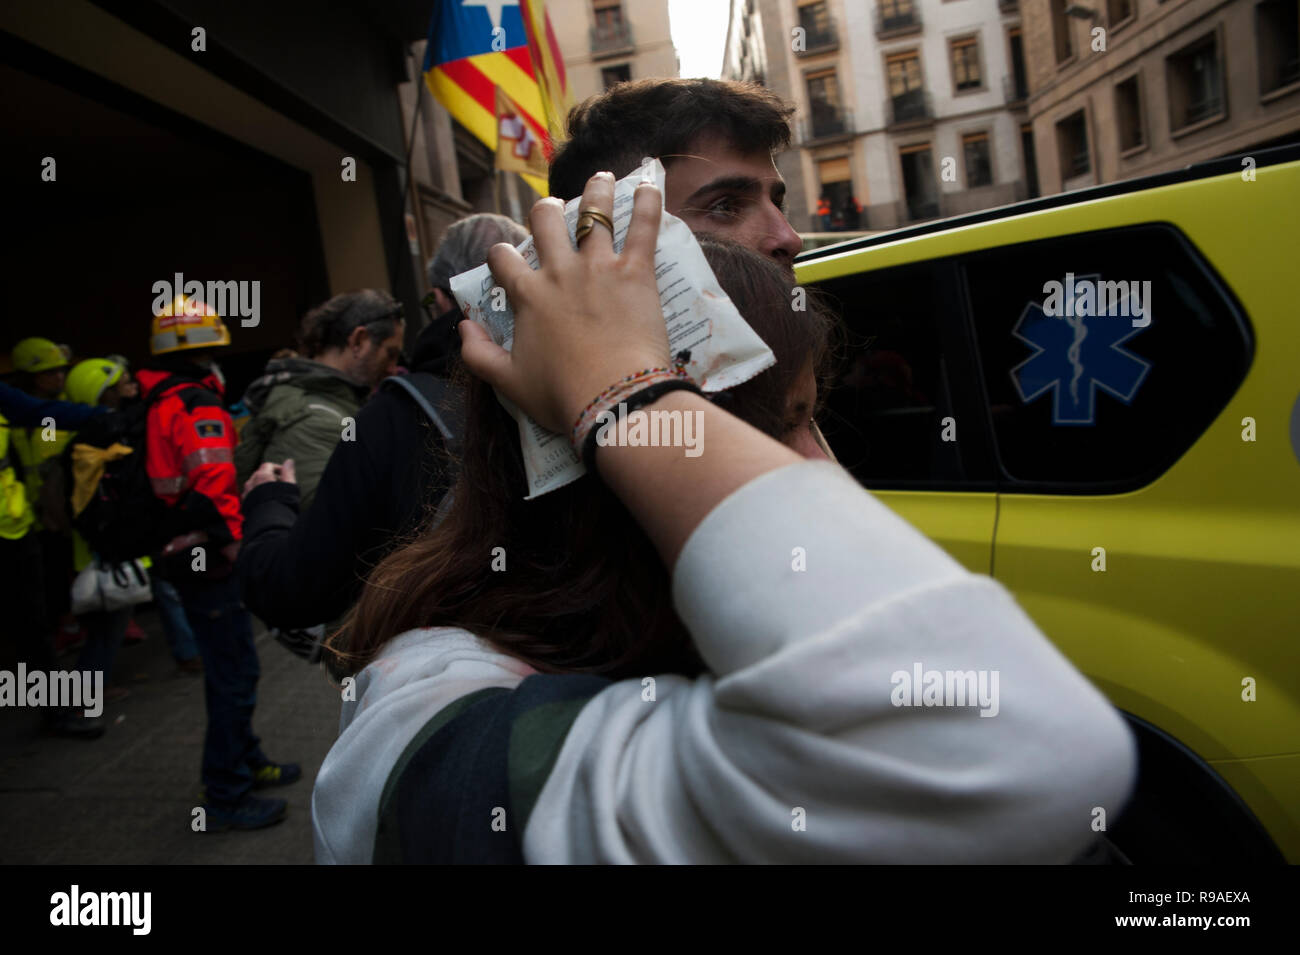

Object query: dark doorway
[900,147,938,221]
[1,60,330,398]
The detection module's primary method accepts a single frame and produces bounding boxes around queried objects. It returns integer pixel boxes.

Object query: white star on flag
[462,0,519,34]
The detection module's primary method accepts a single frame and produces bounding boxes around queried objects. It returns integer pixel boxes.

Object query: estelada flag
[423,0,571,196]
[519,0,572,143]
[495,86,549,181]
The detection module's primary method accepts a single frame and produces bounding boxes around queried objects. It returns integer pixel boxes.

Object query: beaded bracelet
[569,350,693,452]
[581,378,705,475]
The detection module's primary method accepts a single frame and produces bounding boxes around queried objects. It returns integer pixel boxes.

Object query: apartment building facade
[549,0,678,103]
[1022,0,1300,194]
[727,0,1034,231]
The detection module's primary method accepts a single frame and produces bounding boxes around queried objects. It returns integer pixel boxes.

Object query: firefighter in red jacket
[141,295,299,831]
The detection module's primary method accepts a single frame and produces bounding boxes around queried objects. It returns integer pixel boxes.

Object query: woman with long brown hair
[312,172,1136,864]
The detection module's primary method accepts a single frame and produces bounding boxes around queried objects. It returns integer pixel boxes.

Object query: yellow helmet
[151,295,231,355]
[11,337,71,373]
[65,358,125,406]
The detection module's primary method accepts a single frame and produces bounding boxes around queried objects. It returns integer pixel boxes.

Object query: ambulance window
[963,225,1251,490]
[812,261,970,488]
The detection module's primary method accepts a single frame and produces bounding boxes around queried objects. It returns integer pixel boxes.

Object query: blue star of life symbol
[1009,273,1151,425]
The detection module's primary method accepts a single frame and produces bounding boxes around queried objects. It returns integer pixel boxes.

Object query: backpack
[381,372,461,452]
[64,376,212,563]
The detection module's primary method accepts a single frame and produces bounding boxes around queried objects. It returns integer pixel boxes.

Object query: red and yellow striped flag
[422,0,572,196]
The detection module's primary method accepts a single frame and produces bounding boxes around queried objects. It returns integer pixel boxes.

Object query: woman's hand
[458,171,670,436]
[242,459,296,499]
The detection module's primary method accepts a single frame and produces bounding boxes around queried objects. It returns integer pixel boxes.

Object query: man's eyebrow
[684,175,764,204]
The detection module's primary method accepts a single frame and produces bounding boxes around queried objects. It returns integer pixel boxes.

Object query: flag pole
[392,2,435,292]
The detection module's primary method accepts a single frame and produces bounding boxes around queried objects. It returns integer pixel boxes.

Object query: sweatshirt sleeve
[0,382,104,429]
[237,394,439,629]
[517,460,1136,863]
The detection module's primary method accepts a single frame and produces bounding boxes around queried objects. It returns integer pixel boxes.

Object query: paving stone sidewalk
[0,607,340,864]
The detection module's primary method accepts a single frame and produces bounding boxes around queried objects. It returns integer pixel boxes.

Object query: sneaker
[123,619,148,646]
[251,762,302,789]
[201,794,287,832]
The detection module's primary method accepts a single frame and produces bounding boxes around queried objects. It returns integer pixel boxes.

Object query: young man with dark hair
[548,78,803,269]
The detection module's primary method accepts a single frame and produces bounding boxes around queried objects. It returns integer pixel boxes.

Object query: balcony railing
[590,20,634,58]
[800,106,855,143]
[797,21,839,55]
[875,4,922,38]
[1003,73,1029,104]
[885,88,932,127]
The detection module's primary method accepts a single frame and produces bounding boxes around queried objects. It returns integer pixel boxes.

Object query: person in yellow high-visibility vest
[8,337,83,656]
[0,374,108,738]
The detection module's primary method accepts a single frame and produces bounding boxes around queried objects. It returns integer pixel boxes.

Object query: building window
[963,132,993,187]
[1107,0,1135,27]
[1007,28,1029,102]
[1256,1,1300,95]
[1021,124,1040,199]
[899,143,939,220]
[1115,75,1144,151]
[816,157,859,230]
[601,64,631,89]
[877,0,921,38]
[591,0,632,57]
[1056,110,1090,179]
[798,0,837,51]
[1167,33,1225,130]
[887,50,923,95]
[806,69,847,137]
[886,50,927,124]
[1050,0,1074,64]
[593,0,624,30]
[950,36,982,93]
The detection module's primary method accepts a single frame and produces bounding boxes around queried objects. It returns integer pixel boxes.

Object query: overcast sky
[667,0,731,79]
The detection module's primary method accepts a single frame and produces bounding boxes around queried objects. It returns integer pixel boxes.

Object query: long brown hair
[326,239,835,680]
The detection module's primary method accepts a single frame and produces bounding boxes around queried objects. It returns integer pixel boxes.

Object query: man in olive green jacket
[235,290,405,511]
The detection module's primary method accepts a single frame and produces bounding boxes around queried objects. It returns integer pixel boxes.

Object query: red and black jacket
[137,360,242,551]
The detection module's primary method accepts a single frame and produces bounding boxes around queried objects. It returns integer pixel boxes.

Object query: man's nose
[762,205,803,265]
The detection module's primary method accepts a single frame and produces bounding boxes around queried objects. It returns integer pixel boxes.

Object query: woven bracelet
[581,378,705,475]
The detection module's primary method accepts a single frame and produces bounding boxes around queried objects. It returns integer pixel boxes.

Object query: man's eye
[707,196,740,218]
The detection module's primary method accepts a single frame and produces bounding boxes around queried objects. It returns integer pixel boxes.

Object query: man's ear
[346,324,370,351]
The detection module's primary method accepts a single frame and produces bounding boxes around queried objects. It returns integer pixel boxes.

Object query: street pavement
[0,605,340,864]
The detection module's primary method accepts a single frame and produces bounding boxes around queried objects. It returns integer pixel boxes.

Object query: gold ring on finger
[579,208,614,233]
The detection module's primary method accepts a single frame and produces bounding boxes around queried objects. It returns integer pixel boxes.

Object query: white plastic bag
[70,557,154,615]
[451,158,775,498]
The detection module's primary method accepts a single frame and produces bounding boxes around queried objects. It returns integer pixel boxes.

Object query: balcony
[875,4,922,39]
[1003,73,1029,105]
[590,19,634,59]
[799,106,855,144]
[797,21,838,56]
[998,0,1019,11]
[885,89,932,127]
